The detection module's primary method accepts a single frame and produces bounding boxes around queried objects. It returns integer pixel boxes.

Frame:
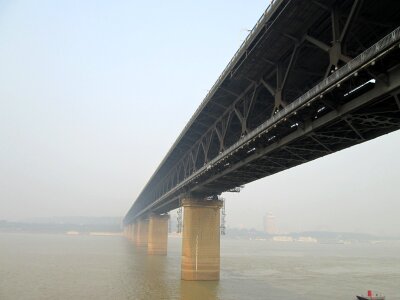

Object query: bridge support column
[133,221,139,245]
[148,214,169,255]
[125,224,131,239]
[123,226,128,238]
[126,224,131,240]
[136,218,149,249]
[125,224,129,239]
[130,223,136,242]
[181,197,223,281]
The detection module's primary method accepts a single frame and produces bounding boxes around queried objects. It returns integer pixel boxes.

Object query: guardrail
[181,0,280,144]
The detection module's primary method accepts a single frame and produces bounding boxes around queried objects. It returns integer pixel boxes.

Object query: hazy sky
[1,0,399,236]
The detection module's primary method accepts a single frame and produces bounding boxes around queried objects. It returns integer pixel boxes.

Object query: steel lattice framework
[124,0,400,224]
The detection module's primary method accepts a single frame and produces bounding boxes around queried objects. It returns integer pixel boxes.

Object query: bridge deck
[125,0,400,224]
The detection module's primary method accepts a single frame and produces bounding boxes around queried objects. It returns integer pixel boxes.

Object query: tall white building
[263,212,277,235]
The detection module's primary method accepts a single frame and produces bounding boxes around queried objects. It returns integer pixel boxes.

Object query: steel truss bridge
[124,0,400,224]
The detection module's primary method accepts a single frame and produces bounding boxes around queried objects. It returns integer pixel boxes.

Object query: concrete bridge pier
[132,221,139,244]
[125,224,132,240]
[135,217,149,249]
[148,214,169,255]
[181,197,223,281]
[126,223,131,241]
[130,222,136,242]
[123,226,128,238]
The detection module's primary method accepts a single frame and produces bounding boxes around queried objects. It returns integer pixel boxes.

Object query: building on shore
[263,212,277,235]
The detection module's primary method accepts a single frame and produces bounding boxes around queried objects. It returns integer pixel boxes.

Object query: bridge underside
[157,65,400,214]
[125,0,400,224]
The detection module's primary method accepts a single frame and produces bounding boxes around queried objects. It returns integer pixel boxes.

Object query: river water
[0,233,399,299]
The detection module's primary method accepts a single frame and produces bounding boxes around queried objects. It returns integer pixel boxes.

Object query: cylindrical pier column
[148,214,169,255]
[126,224,132,240]
[181,197,223,280]
[133,220,139,245]
[136,218,149,249]
[129,223,135,241]
[126,224,130,240]
[123,226,128,238]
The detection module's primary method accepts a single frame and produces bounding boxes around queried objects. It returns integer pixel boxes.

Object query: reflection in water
[124,242,174,299]
[126,241,220,300]
[180,280,219,300]
[1,233,399,300]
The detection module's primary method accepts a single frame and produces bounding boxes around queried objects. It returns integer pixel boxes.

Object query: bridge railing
[170,0,281,162]
[192,0,277,121]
